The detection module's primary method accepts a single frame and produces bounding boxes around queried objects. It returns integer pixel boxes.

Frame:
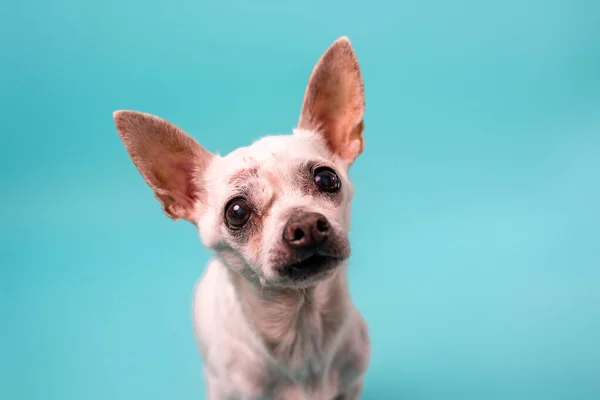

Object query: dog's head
[113,37,365,288]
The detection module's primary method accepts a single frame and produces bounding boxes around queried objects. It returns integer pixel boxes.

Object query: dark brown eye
[225,198,251,228]
[314,167,341,193]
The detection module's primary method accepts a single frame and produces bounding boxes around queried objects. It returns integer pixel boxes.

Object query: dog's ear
[113,110,214,223]
[298,36,365,165]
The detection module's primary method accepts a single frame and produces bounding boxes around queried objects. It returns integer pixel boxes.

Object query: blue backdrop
[2,0,599,399]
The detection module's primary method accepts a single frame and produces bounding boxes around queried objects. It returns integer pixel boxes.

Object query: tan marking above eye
[228,167,259,185]
[264,171,281,186]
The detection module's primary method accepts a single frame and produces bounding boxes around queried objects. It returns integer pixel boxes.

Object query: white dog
[113,36,370,399]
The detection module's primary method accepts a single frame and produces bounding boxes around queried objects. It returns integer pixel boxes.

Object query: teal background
[2,0,599,399]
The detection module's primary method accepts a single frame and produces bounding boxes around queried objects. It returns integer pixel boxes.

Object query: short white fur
[113,36,370,400]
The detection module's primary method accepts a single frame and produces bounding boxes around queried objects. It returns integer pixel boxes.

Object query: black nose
[282,212,330,250]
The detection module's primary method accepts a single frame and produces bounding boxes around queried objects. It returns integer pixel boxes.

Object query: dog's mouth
[284,253,342,281]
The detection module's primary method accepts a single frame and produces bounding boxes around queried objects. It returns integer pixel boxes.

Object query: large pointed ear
[113,110,214,223]
[298,36,365,165]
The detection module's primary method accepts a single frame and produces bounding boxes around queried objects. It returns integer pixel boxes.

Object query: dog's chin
[274,254,345,288]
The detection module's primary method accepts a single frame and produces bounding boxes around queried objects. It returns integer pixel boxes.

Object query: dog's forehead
[221,132,327,175]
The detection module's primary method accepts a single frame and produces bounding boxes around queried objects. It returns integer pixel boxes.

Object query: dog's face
[113,37,365,288]
[198,131,356,288]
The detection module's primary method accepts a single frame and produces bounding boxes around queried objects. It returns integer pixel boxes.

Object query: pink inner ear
[114,110,213,222]
[149,155,199,209]
[169,159,199,202]
[298,38,365,164]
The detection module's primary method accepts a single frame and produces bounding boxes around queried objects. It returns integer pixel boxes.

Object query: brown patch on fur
[226,170,277,256]
[229,167,259,185]
[264,170,283,189]
[113,110,214,222]
[298,37,365,165]
[245,223,264,261]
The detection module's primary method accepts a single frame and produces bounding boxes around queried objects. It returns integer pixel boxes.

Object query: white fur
[192,130,369,399]
[114,36,369,400]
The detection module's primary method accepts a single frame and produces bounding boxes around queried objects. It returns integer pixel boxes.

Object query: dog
[113,36,370,400]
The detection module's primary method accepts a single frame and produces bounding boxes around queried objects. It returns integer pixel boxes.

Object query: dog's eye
[314,167,341,193]
[225,198,251,228]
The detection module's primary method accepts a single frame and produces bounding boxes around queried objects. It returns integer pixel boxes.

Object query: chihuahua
[113,37,369,399]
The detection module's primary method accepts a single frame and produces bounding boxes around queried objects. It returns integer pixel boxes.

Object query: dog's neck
[231,267,351,370]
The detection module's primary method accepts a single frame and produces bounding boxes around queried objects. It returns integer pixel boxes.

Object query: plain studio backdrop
[1,0,599,399]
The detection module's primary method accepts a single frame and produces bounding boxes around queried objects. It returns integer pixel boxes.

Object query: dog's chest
[210,318,368,400]
[194,262,369,399]
[221,343,355,399]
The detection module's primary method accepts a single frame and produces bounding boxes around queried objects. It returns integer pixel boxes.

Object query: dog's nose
[282,212,330,250]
